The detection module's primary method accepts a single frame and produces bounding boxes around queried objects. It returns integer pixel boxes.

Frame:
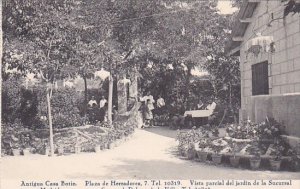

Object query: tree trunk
[229,84,238,124]
[185,66,192,110]
[108,75,113,126]
[218,108,227,127]
[46,85,54,157]
[83,75,88,121]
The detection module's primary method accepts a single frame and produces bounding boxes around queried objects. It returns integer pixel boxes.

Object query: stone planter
[269,159,281,171]
[211,154,222,164]
[12,149,20,156]
[229,156,240,168]
[249,158,261,170]
[197,151,208,162]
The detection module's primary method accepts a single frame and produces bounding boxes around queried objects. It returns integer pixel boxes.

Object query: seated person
[206,100,216,111]
[88,96,97,107]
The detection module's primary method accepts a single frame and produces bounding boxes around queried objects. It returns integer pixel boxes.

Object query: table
[184,110,213,118]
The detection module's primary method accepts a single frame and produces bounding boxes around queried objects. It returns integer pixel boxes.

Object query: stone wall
[244,93,300,138]
[239,1,300,136]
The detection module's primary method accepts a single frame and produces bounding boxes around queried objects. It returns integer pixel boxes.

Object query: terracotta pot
[186,148,196,160]
[197,151,208,162]
[57,147,64,155]
[43,148,50,156]
[107,143,113,149]
[22,148,31,156]
[94,146,101,153]
[12,149,20,156]
[211,154,222,164]
[249,158,261,170]
[269,159,281,171]
[178,146,186,156]
[229,156,240,168]
[74,146,81,154]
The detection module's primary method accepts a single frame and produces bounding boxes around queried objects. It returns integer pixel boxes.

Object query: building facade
[228,0,300,139]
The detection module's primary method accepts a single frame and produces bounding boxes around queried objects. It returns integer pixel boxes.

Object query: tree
[3,0,79,156]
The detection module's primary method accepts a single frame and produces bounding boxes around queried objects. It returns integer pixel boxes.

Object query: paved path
[1,127,300,180]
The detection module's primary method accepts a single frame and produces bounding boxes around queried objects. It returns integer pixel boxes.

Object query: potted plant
[74,144,81,154]
[196,139,210,162]
[57,145,64,156]
[211,139,227,164]
[11,144,20,156]
[176,131,188,156]
[94,144,101,153]
[229,142,240,168]
[21,145,31,156]
[269,140,284,171]
[247,141,261,170]
[186,143,196,160]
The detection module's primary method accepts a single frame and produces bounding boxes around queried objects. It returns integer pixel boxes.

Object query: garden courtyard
[2,127,299,181]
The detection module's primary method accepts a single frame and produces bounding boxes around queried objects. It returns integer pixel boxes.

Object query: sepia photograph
[1,0,300,188]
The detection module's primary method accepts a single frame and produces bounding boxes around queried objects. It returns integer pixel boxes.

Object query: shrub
[36,87,84,128]
[2,76,23,123]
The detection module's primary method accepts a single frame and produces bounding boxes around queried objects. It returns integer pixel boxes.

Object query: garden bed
[1,121,135,156]
[176,118,300,172]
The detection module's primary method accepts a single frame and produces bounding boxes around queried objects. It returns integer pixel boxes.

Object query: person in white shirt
[99,96,107,108]
[206,101,216,111]
[156,95,165,108]
[88,96,97,107]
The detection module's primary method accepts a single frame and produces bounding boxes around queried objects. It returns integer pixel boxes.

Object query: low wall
[243,93,300,138]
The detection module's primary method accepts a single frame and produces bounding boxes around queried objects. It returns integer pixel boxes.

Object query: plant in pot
[196,139,210,162]
[186,143,196,160]
[269,139,285,171]
[11,143,20,156]
[211,139,227,164]
[287,146,300,172]
[57,145,64,156]
[247,141,262,170]
[229,142,241,168]
[21,145,31,156]
[176,131,188,156]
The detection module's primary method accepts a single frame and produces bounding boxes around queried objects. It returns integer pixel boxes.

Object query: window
[252,61,269,95]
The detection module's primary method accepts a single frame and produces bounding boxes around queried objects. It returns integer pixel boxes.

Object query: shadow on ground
[142,126,187,139]
[66,158,300,180]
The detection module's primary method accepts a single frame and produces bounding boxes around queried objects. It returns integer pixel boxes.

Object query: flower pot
[211,154,222,164]
[57,147,64,156]
[178,148,186,156]
[197,151,208,162]
[22,148,31,156]
[249,158,261,170]
[43,148,50,156]
[74,146,81,154]
[12,149,20,156]
[94,146,101,153]
[186,148,196,160]
[269,159,281,171]
[229,156,240,168]
[107,143,113,149]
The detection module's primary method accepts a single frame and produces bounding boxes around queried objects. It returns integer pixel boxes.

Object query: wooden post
[46,85,54,157]
[108,75,113,126]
